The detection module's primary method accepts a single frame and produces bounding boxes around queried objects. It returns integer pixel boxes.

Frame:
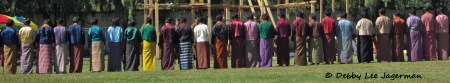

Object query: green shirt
[124,27,141,44]
[140,25,157,42]
[258,22,276,39]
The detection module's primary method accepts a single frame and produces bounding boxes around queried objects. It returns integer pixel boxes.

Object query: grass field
[1,56,450,83]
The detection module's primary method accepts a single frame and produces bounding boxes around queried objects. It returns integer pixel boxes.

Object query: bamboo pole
[311,2,315,14]
[263,0,277,28]
[248,0,256,14]
[208,0,212,28]
[155,0,160,59]
[285,0,289,20]
[319,0,323,21]
[332,0,335,18]
[225,0,230,24]
[239,0,244,19]
[257,0,266,14]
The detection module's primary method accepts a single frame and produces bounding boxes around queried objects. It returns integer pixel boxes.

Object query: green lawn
[1,56,450,83]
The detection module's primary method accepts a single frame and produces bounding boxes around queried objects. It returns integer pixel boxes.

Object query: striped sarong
[91,42,104,72]
[38,44,52,74]
[70,44,84,73]
[3,44,17,74]
[196,42,210,69]
[142,41,156,71]
[55,43,69,73]
[21,44,34,74]
[179,42,194,70]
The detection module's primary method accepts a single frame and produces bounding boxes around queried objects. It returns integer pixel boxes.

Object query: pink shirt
[436,14,449,33]
[244,21,258,40]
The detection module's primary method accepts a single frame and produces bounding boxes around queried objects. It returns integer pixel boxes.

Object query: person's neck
[247,20,253,22]
[263,20,269,22]
[380,14,385,17]
[341,18,347,20]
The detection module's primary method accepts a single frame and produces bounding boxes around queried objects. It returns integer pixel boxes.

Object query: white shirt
[194,23,210,42]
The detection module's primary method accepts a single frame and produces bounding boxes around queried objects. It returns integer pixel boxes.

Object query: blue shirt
[337,20,354,37]
[68,24,85,44]
[1,27,19,45]
[36,26,54,44]
[107,26,123,43]
[88,26,105,42]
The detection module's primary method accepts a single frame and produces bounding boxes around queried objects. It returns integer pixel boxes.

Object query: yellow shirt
[19,26,36,44]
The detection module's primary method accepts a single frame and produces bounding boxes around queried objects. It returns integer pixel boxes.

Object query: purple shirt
[54,25,69,44]
[407,15,422,32]
[276,18,291,38]
[244,21,258,40]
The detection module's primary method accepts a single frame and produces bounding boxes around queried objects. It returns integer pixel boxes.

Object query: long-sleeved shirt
[356,18,376,36]
[229,19,246,40]
[375,16,392,34]
[321,16,336,35]
[124,27,141,44]
[68,24,85,44]
[292,18,309,37]
[194,23,210,42]
[107,25,123,43]
[244,21,258,40]
[258,21,276,39]
[19,26,36,44]
[309,21,324,37]
[211,21,228,41]
[176,23,194,43]
[436,14,449,33]
[54,25,69,45]
[407,15,422,32]
[1,27,19,45]
[88,25,105,42]
[36,25,54,44]
[421,12,435,32]
[391,17,406,35]
[337,19,354,37]
[276,18,291,38]
[141,24,157,42]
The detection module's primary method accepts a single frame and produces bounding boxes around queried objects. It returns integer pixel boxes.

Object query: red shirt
[276,18,291,38]
[229,19,245,39]
[321,16,336,35]
[292,18,309,36]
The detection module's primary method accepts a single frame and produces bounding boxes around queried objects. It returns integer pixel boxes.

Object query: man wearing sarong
[124,20,141,71]
[258,14,276,67]
[375,8,392,62]
[421,7,437,61]
[321,11,337,64]
[356,12,376,63]
[391,13,406,62]
[407,10,423,62]
[68,17,85,73]
[88,19,105,72]
[292,11,309,66]
[194,17,210,69]
[176,18,194,70]
[276,13,291,66]
[244,14,260,68]
[229,14,246,68]
[19,19,36,74]
[53,19,70,73]
[308,14,324,65]
[141,18,157,71]
[36,19,54,74]
[159,18,178,70]
[436,7,449,60]
[107,18,123,72]
[337,13,354,64]
[211,15,229,69]
[1,20,19,74]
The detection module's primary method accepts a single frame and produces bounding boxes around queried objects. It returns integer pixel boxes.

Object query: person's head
[215,15,223,21]
[43,19,51,25]
[361,12,369,18]
[145,17,152,24]
[72,17,80,23]
[112,18,120,26]
[5,19,14,27]
[198,17,206,24]
[424,7,432,13]
[24,19,31,26]
[128,20,136,27]
[179,17,187,23]
[394,13,401,18]
[296,11,303,18]
[309,14,316,21]
[91,19,98,25]
[57,18,64,25]
[232,13,239,19]
[278,12,285,19]
[246,14,254,21]
[340,13,347,19]
[262,14,270,21]
[165,18,173,23]
[378,8,386,16]
[325,10,332,17]
[437,7,445,14]
[409,9,416,16]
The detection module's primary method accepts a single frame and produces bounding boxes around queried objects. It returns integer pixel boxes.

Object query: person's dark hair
[215,15,223,21]
[262,14,270,20]
[128,20,136,26]
[325,10,332,16]
[340,13,347,18]
[278,12,286,18]
[165,18,173,23]
[145,17,152,24]
[43,19,51,24]
[232,13,239,19]
[361,12,369,18]
[409,9,416,15]
[180,17,187,23]
[73,17,80,23]
[437,7,444,14]
[91,19,98,25]
[296,11,303,18]
[246,14,254,20]
[394,13,401,17]
[424,7,432,12]
[24,19,31,26]
[57,18,64,25]
[198,17,206,23]
[309,14,316,21]
[378,8,386,15]
[6,19,14,27]
[112,18,120,26]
